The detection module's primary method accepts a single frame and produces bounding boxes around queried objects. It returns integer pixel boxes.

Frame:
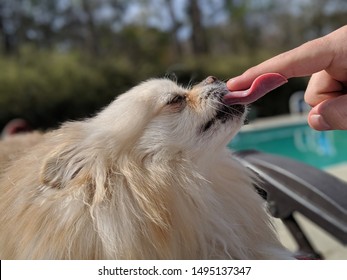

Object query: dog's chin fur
[0,78,292,259]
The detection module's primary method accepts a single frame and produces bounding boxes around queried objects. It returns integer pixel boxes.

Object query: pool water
[228,122,347,169]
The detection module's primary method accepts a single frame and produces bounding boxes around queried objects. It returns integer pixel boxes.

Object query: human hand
[227,25,347,130]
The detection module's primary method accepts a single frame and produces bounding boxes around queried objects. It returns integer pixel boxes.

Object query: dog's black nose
[205,76,218,84]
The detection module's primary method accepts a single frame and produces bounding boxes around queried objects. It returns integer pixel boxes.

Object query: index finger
[227,36,334,91]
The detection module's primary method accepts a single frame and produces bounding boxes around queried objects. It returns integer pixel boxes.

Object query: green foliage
[0,47,139,129]
[1,0,346,129]
[0,46,308,130]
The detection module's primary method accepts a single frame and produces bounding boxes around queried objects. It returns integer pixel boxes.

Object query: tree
[164,0,182,57]
[187,0,208,55]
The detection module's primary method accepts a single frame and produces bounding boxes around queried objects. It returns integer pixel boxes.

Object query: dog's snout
[205,76,218,84]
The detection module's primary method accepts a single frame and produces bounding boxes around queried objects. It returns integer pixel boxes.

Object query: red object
[2,119,32,137]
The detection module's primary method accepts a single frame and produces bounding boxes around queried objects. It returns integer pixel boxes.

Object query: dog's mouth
[197,76,246,133]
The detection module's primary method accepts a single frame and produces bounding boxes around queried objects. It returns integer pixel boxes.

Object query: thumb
[308,95,347,130]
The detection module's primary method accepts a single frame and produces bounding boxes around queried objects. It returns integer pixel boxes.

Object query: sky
[123,0,227,40]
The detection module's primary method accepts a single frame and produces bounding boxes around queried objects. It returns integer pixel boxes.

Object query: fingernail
[310,114,332,130]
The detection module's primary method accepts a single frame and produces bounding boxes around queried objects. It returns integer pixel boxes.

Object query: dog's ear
[40,145,104,191]
[41,146,82,189]
[41,152,64,189]
[40,143,110,205]
[41,147,81,189]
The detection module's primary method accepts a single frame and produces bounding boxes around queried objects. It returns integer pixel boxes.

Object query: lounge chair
[235,150,347,259]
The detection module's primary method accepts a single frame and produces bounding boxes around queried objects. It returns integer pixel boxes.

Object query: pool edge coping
[242,113,308,132]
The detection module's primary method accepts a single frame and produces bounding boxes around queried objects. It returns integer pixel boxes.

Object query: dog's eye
[167,95,185,105]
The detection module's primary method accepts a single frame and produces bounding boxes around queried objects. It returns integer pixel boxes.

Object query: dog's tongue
[224,73,287,105]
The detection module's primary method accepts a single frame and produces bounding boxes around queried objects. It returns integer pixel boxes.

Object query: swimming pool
[228,120,347,169]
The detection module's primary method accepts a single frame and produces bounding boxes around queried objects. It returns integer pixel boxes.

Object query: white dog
[0,77,291,259]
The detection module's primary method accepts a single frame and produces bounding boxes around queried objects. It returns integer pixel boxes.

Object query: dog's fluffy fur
[0,78,291,259]
[0,132,43,174]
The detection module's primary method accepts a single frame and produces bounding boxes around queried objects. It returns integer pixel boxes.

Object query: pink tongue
[224,73,287,105]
